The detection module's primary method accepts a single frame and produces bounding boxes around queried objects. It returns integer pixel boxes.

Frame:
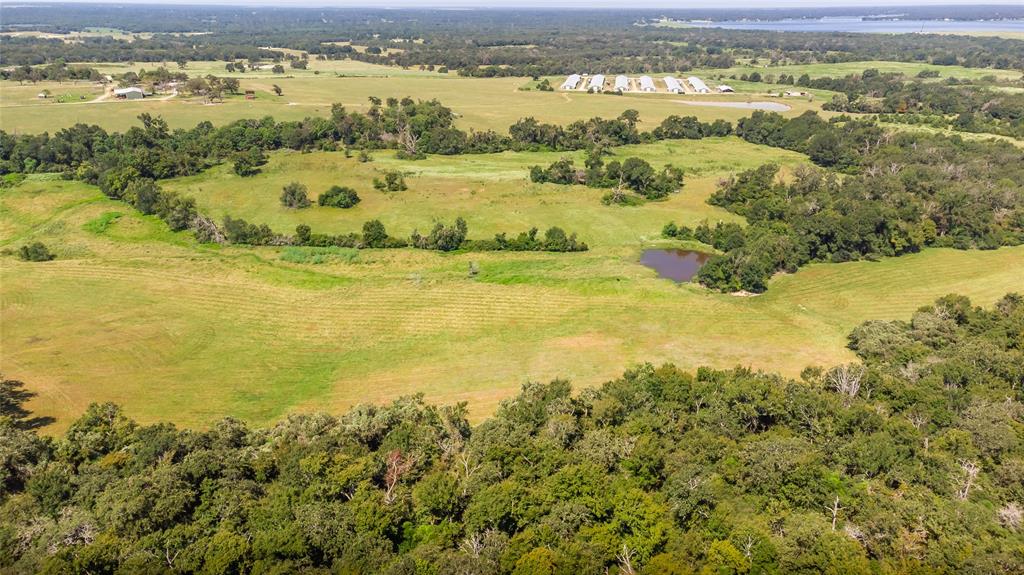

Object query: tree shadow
[2,377,56,430]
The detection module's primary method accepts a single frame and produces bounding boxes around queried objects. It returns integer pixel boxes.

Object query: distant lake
[687,18,1024,34]
[640,249,712,283]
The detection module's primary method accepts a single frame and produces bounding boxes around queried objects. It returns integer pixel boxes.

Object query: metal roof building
[687,76,710,93]
[587,74,605,92]
[717,84,735,93]
[614,75,630,92]
[639,75,656,92]
[113,87,145,100]
[560,74,582,90]
[663,76,684,94]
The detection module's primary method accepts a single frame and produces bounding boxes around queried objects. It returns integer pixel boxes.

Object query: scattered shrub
[17,242,55,262]
[318,186,360,208]
[280,182,311,209]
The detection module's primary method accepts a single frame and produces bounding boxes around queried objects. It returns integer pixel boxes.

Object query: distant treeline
[3,6,1024,72]
[3,292,1023,573]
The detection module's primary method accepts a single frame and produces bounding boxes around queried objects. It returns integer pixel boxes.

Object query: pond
[640,249,713,283]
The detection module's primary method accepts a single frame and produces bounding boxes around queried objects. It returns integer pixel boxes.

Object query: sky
[22,0,1019,7]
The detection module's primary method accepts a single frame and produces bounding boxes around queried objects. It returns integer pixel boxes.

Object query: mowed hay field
[0,58,827,134]
[4,139,1024,433]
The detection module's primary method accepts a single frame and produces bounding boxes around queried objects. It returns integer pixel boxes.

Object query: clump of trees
[232,148,267,176]
[373,171,407,192]
[2,293,1021,573]
[531,151,684,202]
[471,226,589,252]
[97,170,197,232]
[806,68,1024,139]
[411,217,468,251]
[279,181,311,209]
[16,242,54,262]
[318,185,360,208]
[666,109,1024,293]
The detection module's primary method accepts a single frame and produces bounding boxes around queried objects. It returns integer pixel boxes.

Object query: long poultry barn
[560,74,582,90]
[614,75,630,92]
[587,74,606,92]
[687,76,711,93]
[664,76,684,93]
[638,75,656,92]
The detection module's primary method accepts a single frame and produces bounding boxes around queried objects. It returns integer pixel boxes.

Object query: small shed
[37,92,49,99]
[245,90,256,100]
[718,85,735,93]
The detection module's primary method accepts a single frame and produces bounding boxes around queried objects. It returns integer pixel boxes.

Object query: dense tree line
[2,293,1021,573]
[805,69,1024,138]
[227,217,588,253]
[686,112,1024,292]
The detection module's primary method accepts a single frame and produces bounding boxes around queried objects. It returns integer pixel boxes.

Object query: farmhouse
[718,84,735,93]
[113,87,145,100]
[560,74,581,90]
[638,75,656,92]
[614,75,630,92]
[663,76,684,94]
[687,76,710,93]
[587,74,605,92]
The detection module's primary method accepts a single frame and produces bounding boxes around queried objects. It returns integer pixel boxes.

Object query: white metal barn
[114,87,145,100]
[587,74,605,92]
[718,84,735,93]
[663,76,684,93]
[639,75,656,92]
[614,75,630,92]
[687,76,710,93]
[561,74,582,90]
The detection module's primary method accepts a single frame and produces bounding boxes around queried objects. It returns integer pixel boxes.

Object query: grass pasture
[164,138,805,242]
[4,143,1024,434]
[2,62,824,135]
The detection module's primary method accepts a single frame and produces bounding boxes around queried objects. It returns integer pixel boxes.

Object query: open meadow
[1,58,831,134]
[4,141,1023,433]
[3,56,1024,433]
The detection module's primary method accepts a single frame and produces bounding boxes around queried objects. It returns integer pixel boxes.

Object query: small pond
[640,249,712,283]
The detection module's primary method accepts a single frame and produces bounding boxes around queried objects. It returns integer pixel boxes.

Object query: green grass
[1,66,824,135]
[3,143,1023,435]
[280,246,359,265]
[82,211,124,234]
[161,138,802,243]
